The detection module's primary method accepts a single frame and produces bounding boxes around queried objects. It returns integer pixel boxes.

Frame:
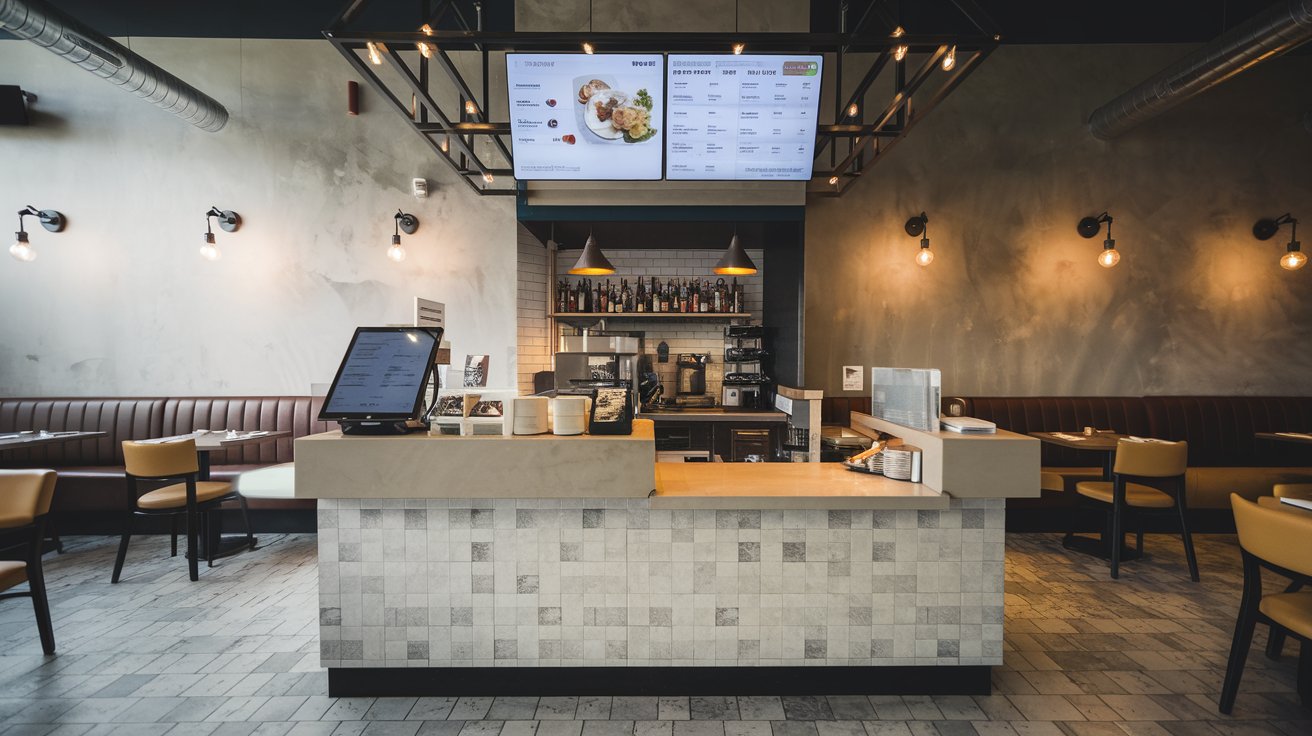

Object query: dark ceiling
[1,0,1293,44]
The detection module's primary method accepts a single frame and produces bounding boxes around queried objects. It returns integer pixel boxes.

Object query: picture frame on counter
[588,387,633,435]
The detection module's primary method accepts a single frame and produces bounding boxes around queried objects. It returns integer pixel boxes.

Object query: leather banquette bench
[821,395,1312,510]
[0,397,327,528]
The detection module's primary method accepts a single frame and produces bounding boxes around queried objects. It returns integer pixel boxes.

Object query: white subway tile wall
[317,497,1005,669]
[552,249,766,400]
[517,224,552,394]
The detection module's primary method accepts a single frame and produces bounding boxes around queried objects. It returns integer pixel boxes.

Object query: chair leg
[49,523,64,555]
[1267,580,1307,660]
[1135,519,1144,555]
[238,495,255,549]
[1109,499,1124,580]
[186,504,199,582]
[111,513,134,584]
[1176,496,1200,582]
[1299,639,1311,707]
[1219,555,1262,714]
[170,514,180,557]
[207,509,217,568]
[27,556,55,655]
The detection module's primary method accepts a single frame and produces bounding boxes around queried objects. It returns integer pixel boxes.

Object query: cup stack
[512,397,550,435]
[552,396,591,436]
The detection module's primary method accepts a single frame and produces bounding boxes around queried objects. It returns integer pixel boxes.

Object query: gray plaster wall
[805,45,1312,397]
[0,39,517,396]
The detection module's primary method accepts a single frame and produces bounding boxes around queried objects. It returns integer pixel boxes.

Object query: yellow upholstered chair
[1274,483,1312,501]
[1219,494,1312,713]
[0,469,58,654]
[1072,439,1197,581]
[114,439,251,583]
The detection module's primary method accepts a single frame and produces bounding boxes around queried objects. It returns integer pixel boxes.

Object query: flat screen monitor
[507,53,664,180]
[666,54,823,181]
[319,327,444,422]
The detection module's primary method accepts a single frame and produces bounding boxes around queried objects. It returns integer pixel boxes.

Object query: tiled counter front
[316,498,1005,669]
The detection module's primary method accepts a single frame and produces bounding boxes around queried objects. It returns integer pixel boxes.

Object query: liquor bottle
[592,281,600,313]
[635,279,644,312]
[623,280,633,312]
[691,280,700,313]
[732,278,743,314]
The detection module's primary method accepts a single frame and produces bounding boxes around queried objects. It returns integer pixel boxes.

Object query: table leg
[195,449,257,560]
[1065,450,1142,562]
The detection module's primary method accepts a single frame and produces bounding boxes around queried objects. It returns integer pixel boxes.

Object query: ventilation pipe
[1088,0,1312,140]
[0,0,229,132]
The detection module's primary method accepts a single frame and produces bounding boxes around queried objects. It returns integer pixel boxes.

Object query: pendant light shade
[569,233,615,275]
[714,233,757,275]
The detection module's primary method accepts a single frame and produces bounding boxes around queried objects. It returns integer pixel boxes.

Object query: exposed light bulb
[582,41,595,54]
[199,232,220,261]
[9,234,35,262]
[1098,246,1120,268]
[439,136,449,153]
[366,41,383,65]
[420,23,433,36]
[1281,249,1307,271]
[417,42,433,59]
[941,45,956,71]
[482,171,494,184]
[731,42,746,55]
[894,45,908,61]
[828,175,839,186]
[388,235,406,263]
[891,25,906,38]
[916,245,934,267]
[464,100,477,116]
[847,103,859,117]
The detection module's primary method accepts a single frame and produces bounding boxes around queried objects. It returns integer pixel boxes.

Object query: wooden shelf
[550,312,751,320]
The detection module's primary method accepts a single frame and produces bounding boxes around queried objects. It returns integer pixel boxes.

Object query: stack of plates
[552,396,591,436]
[512,397,550,435]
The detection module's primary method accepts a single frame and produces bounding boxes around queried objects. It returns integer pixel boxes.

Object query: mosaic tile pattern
[316,499,1007,668]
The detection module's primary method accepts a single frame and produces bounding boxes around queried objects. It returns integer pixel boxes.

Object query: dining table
[1255,431,1312,445]
[0,430,108,452]
[137,429,291,558]
[1029,431,1145,561]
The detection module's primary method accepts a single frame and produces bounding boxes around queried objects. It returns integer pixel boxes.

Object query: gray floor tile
[488,699,540,721]
[574,698,611,721]
[450,699,494,721]
[535,699,579,721]
[581,721,632,736]
[690,698,737,721]
[612,700,659,722]
[407,699,459,722]
[364,699,419,721]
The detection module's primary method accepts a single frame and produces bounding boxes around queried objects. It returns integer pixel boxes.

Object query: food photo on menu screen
[507,53,664,180]
[666,54,823,180]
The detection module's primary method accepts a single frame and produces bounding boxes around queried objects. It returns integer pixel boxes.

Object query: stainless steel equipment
[554,331,640,403]
[676,354,709,396]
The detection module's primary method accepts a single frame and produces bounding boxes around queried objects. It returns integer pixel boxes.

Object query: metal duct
[0,0,229,132]
[1088,0,1312,140]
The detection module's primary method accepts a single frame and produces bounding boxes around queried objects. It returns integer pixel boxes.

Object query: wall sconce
[10,206,65,262]
[714,228,758,275]
[201,207,240,261]
[1253,214,1304,271]
[390,210,419,262]
[1078,212,1119,268]
[904,212,934,266]
[568,231,615,275]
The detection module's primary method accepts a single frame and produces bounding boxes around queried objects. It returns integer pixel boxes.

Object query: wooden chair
[1072,439,1197,581]
[1220,494,1312,713]
[113,439,251,583]
[0,469,58,654]
[1261,483,1312,660]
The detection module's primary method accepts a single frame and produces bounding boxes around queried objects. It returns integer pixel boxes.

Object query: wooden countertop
[652,462,949,510]
[638,410,787,423]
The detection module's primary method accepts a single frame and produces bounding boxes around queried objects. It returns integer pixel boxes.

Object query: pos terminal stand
[317,326,445,436]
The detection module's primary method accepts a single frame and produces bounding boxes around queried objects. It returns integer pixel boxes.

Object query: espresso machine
[553,331,640,404]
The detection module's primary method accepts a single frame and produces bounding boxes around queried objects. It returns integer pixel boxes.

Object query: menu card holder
[588,387,633,436]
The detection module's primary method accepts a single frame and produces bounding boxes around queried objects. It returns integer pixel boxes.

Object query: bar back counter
[295,415,1039,696]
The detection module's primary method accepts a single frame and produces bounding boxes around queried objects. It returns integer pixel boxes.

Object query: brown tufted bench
[0,397,328,530]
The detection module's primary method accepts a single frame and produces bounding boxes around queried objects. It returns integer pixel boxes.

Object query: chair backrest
[1231,494,1312,577]
[1273,483,1312,501]
[0,469,58,529]
[122,439,199,478]
[1113,439,1188,477]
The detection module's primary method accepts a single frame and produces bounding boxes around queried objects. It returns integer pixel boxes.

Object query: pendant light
[1253,214,1305,271]
[714,228,757,275]
[1078,212,1119,268]
[9,205,65,262]
[904,212,933,266]
[569,231,615,275]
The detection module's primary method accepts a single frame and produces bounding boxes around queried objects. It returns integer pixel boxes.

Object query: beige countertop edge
[638,411,787,422]
[648,493,951,510]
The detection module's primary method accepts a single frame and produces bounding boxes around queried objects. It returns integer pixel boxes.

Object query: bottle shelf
[550,312,752,321]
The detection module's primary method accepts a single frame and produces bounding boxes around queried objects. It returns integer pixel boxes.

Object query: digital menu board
[507,54,664,180]
[666,54,823,181]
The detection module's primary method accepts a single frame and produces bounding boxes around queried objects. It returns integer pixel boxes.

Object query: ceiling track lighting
[941,45,957,71]
[366,41,383,66]
[10,205,65,263]
[905,212,934,267]
[1254,213,1305,271]
[715,227,758,275]
[389,209,419,263]
[891,26,909,62]
[569,231,616,275]
[201,206,240,262]
[417,41,433,59]
[1078,212,1119,268]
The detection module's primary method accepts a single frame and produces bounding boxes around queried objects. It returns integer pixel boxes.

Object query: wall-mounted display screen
[507,53,664,180]
[319,327,443,421]
[666,54,823,181]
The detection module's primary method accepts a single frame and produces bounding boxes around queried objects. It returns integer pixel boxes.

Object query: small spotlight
[482,172,494,184]
[731,42,746,55]
[464,100,477,116]
[847,103,859,118]
[894,45,908,62]
[941,45,957,71]
[582,41,595,54]
[420,24,433,36]
[828,176,839,186]
[439,136,449,153]
[417,42,433,59]
[366,41,383,66]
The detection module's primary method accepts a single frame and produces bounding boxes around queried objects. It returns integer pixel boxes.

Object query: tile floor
[0,530,1307,736]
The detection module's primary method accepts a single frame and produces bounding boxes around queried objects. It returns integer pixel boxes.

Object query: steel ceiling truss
[326,1,999,198]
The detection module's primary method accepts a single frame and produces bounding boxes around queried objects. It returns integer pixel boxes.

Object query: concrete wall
[805,45,1312,398]
[0,39,517,396]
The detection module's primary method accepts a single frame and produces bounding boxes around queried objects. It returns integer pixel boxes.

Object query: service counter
[297,413,1039,696]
